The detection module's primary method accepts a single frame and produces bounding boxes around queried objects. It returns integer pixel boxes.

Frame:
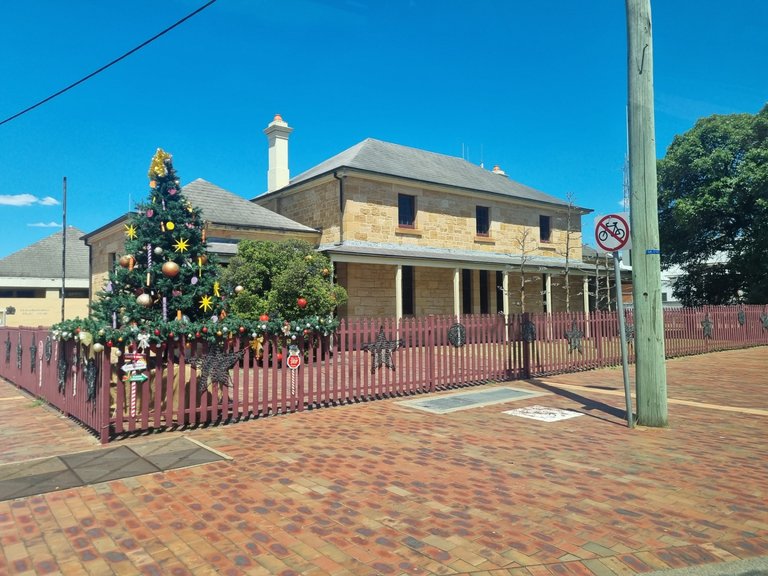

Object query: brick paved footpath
[0,347,766,575]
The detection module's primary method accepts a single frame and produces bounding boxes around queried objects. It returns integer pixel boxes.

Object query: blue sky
[0,0,766,260]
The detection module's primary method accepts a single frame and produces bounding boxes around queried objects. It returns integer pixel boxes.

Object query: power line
[0,0,218,127]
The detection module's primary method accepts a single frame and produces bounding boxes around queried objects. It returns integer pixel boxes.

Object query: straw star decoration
[173,237,189,253]
[125,223,137,240]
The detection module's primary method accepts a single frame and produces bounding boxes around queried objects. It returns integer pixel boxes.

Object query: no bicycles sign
[595,213,630,252]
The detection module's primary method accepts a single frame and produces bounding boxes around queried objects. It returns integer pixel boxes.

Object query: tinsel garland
[85,359,98,402]
[30,337,37,373]
[57,348,67,394]
[16,334,22,370]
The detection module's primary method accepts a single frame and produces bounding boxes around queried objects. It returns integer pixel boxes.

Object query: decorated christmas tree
[89,149,225,340]
[52,148,341,353]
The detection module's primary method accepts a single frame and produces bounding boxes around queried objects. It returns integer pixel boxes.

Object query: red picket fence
[1,306,766,443]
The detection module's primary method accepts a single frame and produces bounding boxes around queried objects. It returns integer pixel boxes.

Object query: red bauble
[239,326,245,333]
[154,329,161,336]
[202,326,208,333]
[276,353,283,362]
[297,297,308,309]
[259,314,269,322]
[195,332,201,338]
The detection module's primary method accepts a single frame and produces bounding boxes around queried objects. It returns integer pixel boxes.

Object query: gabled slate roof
[183,179,317,232]
[278,138,587,210]
[84,179,318,240]
[0,227,89,279]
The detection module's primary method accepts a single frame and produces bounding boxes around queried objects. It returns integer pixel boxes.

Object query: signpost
[595,214,634,428]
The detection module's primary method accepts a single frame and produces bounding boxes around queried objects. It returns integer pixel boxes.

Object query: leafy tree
[657,104,768,305]
[221,239,347,321]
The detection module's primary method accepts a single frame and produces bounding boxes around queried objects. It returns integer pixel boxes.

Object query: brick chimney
[264,114,293,192]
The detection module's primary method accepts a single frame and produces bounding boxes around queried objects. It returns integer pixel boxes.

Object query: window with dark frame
[476,206,490,236]
[398,194,416,227]
[479,270,489,314]
[402,265,415,315]
[462,269,473,314]
[539,214,552,242]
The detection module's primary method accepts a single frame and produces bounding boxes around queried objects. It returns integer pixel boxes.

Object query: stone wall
[1,291,88,328]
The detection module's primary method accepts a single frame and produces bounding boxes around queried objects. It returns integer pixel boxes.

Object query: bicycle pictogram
[594,214,630,252]
[597,220,626,242]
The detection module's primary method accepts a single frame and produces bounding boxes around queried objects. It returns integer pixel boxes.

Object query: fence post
[522,312,531,379]
[427,315,435,392]
[99,349,111,444]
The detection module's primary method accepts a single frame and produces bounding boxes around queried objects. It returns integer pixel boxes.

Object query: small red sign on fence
[286,354,301,370]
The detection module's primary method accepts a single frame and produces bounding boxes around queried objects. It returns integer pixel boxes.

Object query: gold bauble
[162,261,180,278]
[136,293,152,307]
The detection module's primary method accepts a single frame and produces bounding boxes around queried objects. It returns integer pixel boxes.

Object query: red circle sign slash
[286,354,301,370]
[595,214,630,252]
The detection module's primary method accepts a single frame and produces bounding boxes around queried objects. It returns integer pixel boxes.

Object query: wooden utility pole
[626,0,668,426]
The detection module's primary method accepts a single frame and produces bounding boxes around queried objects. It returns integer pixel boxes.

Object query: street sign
[123,352,145,361]
[595,213,630,252]
[129,373,148,383]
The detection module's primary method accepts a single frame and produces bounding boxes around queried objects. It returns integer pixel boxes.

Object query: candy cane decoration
[146,244,152,286]
[130,380,137,418]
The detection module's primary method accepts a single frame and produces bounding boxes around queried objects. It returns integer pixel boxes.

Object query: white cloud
[28,222,62,228]
[0,193,60,206]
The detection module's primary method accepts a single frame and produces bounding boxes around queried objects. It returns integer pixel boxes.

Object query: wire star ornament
[173,237,189,253]
[361,327,404,374]
[125,223,137,240]
[565,322,584,354]
[189,346,246,392]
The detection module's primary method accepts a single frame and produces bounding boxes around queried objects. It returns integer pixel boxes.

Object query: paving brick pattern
[0,347,766,575]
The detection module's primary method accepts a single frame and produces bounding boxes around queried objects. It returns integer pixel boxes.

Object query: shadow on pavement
[526,378,631,426]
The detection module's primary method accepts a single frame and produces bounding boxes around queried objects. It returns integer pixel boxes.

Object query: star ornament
[199,294,213,313]
[361,327,404,374]
[173,237,189,253]
[125,223,138,240]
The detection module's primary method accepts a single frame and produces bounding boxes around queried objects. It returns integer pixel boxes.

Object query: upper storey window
[539,215,552,242]
[398,194,415,227]
[476,206,490,236]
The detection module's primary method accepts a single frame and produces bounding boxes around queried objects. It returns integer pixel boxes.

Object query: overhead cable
[0,0,218,127]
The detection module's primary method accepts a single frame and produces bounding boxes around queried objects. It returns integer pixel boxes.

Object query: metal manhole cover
[397,386,547,414]
[503,405,583,422]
